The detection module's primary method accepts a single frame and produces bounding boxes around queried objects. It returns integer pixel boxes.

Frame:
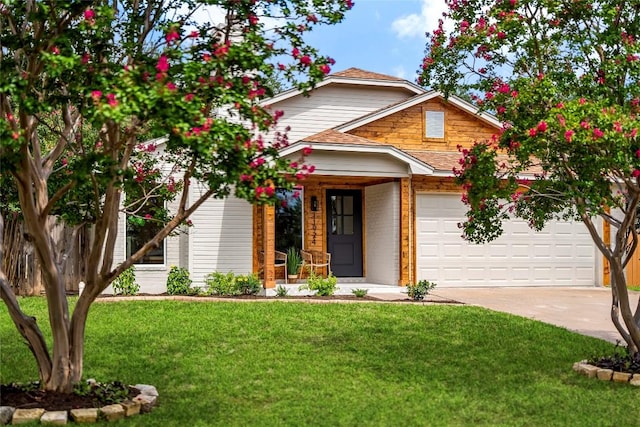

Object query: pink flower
[529,128,537,137]
[580,121,590,129]
[613,121,623,132]
[497,31,506,39]
[497,106,506,115]
[278,63,286,71]
[106,93,117,107]
[633,169,640,178]
[497,83,510,94]
[190,31,199,38]
[84,9,95,21]
[300,55,311,66]
[319,64,331,74]
[184,93,194,102]
[564,129,574,142]
[302,146,313,156]
[593,128,604,138]
[265,186,275,196]
[537,121,548,132]
[51,46,60,55]
[90,90,102,100]
[144,214,152,219]
[165,30,180,44]
[292,47,300,58]
[248,14,259,25]
[579,97,587,105]
[156,55,169,73]
[167,82,176,91]
[307,14,318,23]
[81,52,90,64]
[460,20,470,32]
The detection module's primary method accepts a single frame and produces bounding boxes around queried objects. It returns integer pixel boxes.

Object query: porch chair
[300,249,332,278]
[258,250,288,284]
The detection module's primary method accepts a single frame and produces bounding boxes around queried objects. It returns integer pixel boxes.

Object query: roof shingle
[331,67,405,81]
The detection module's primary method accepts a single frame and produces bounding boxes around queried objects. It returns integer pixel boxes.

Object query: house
[112,68,604,294]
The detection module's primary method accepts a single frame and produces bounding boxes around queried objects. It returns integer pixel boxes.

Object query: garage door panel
[416,193,596,287]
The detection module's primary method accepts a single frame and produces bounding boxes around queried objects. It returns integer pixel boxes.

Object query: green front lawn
[1,299,636,426]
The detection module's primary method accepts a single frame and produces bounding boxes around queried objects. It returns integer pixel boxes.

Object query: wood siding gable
[347,98,498,152]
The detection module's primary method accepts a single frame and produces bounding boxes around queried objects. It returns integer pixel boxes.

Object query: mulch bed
[0,383,139,411]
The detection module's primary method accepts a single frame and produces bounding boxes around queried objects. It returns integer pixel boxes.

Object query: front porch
[253,174,414,289]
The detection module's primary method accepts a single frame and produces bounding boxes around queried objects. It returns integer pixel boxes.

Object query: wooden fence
[2,215,91,296]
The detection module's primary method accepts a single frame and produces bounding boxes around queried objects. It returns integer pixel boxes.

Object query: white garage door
[416,193,596,287]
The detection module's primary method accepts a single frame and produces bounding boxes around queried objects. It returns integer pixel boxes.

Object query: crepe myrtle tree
[420,0,640,354]
[0,0,353,392]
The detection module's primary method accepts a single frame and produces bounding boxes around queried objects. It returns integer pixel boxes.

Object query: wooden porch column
[398,178,411,286]
[262,204,276,289]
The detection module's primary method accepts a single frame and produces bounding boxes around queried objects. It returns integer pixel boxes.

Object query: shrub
[406,280,437,301]
[205,271,238,296]
[352,288,368,298]
[236,274,261,295]
[275,284,289,297]
[112,266,139,296]
[166,266,194,295]
[299,272,338,296]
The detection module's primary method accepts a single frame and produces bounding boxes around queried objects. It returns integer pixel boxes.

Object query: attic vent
[425,111,445,139]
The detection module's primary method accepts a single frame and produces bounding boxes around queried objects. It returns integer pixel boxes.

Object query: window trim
[124,201,168,267]
[424,109,445,140]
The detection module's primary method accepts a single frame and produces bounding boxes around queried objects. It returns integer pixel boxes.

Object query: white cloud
[391,0,448,39]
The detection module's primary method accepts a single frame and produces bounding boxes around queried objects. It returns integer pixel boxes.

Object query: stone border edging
[573,361,640,386]
[0,383,158,425]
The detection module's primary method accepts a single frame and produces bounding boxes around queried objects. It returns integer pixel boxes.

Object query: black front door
[326,190,363,277]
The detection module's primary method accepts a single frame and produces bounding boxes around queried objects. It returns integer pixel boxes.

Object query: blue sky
[304,0,446,82]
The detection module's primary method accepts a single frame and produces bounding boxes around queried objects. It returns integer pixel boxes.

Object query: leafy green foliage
[205,272,261,296]
[351,288,368,298]
[299,272,338,296]
[275,284,289,297]
[111,266,139,296]
[406,280,437,302]
[235,274,261,296]
[286,247,302,275]
[166,266,194,295]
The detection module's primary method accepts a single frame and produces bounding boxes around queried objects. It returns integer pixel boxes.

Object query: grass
[1,298,637,426]
[627,285,640,292]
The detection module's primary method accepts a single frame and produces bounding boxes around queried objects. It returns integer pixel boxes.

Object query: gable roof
[335,91,502,132]
[302,129,387,146]
[280,130,434,176]
[331,67,405,81]
[264,68,425,106]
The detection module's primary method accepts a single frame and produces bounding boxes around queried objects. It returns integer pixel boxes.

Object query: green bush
[299,272,338,296]
[352,288,368,298]
[275,284,289,297]
[205,271,260,296]
[406,280,437,301]
[166,266,194,295]
[112,266,139,296]
[205,271,238,296]
[235,274,261,295]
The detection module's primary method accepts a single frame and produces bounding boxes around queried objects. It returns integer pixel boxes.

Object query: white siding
[416,193,597,287]
[365,182,399,284]
[188,185,253,288]
[108,199,182,295]
[271,86,414,143]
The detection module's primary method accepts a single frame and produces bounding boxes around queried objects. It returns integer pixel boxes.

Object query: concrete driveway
[429,286,640,344]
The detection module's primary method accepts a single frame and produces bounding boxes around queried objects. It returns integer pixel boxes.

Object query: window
[425,110,445,139]
[126,198,165,264]
[275,188,303,252]
[330,194,354,235]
